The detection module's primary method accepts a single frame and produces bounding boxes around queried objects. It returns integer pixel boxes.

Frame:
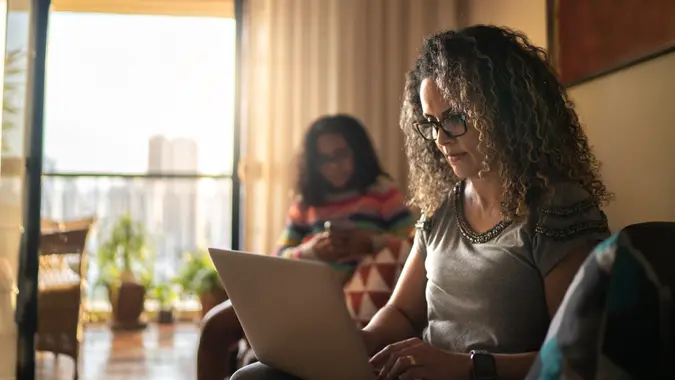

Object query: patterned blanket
[527,229,674,379]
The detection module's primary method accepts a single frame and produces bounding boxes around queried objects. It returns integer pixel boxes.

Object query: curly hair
[401,25,612,218]
[296,114,386,207]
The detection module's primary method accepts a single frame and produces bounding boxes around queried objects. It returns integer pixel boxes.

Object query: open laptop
[208,248,376,380]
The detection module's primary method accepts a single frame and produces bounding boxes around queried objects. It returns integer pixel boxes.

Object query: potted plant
[1,50,26,178]
[2,49,23,155]
[148,282,177,324]
[175,250,228,317]
[95,214,153,330]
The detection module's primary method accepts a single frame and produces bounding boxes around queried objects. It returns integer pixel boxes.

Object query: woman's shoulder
[286,194,307,217]
[364,175,410,206]
[289,193,305,208]
[524,182,611,275]
[415,184,456,233]
[535,182,602,219]
[532,182,609,241]
[367,174,400,194]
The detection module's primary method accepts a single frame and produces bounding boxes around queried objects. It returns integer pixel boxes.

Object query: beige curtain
[239,0,459,254]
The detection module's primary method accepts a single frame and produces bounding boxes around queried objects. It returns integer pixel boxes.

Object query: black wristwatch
[470,350,497,380]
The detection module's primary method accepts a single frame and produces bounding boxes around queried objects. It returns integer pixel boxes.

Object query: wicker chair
[41,217,95,233]
[37,219,93,380]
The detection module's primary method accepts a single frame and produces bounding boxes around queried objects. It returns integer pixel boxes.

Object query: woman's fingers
[313,238,340,261]
[383,345,424,379]
[369,338,421,369]
[376,340,424,378]
[317,230,376,262]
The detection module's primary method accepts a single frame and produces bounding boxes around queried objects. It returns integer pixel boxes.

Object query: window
[42,11,237,310]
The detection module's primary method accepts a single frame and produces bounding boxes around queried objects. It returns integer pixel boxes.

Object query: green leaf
[148,281,178,309]
[174,249,220,295]
[95,214,154,288]
[1,49,27,154]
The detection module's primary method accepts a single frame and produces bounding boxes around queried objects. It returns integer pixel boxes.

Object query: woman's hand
[301,232,347,261]
[330,229,378,262]
[346,229,377,253]
[370,338,468,380]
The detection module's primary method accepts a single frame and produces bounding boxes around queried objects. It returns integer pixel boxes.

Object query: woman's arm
[481,187,611,380]
[362,246,427,355]
[479,244,593,380]
[467,244,594,380]
[377,186,608,379]
[275,202,311,258]
[375,244,593,380]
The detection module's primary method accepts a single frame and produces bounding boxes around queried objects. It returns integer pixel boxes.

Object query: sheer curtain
[239,0,459,254]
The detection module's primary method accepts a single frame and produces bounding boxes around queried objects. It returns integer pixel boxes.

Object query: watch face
[472,352,497,380]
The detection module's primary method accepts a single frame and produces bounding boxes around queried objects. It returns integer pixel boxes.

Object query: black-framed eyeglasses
[317,148,351,167]
[413,112,467,141]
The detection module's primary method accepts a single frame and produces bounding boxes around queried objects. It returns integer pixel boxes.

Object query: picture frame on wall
[547,0,675,87]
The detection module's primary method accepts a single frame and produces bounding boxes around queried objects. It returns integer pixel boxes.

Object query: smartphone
[324,219,357,232]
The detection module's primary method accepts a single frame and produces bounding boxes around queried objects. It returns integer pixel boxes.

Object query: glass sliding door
[0,0,50,378]
[41,8,238,318]
[0,1,16,376]
[232,0,243,250]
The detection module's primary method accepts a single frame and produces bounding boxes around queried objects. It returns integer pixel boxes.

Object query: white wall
[570,53,675,229]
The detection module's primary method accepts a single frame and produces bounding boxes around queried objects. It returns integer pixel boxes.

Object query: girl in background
[197,114,414,380]
[275,114,414,267]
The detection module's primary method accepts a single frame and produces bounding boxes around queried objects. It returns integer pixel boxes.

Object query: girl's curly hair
[401,25,612,218]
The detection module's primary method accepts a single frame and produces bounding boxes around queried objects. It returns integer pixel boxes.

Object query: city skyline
[41,133,233,300]
[18,11,239,301]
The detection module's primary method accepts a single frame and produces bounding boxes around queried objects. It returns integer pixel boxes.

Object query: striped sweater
[275,176,414,259]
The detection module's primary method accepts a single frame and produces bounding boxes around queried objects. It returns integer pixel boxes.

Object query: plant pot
[108,281,147,330]
[198,285,228,317]
[158,309,174,324]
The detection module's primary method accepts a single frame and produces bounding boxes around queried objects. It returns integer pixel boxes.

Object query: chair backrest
[622,222,675,289]
[39,226,93,289]
[526,221,675,379]
[40,217,95,274]
[41,216,96,234]
[40,228,89,256]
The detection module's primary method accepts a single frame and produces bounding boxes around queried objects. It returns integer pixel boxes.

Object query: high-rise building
[148,136,198,174]
[147,135,172,174]
[168,138,198,173]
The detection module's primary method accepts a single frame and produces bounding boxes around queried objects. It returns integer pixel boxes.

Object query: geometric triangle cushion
[343,237,413,328]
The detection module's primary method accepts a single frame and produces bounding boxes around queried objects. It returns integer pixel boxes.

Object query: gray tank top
[418,181,610,354]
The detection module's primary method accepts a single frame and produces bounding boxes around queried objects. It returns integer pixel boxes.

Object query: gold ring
[405,355,416,366]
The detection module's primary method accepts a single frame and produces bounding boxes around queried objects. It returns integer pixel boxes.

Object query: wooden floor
[37,322,200,380]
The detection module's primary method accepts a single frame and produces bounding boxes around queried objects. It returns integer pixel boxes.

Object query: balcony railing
[41,172,233,310]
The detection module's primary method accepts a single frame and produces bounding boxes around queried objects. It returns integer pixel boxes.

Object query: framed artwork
[547,0,675,87]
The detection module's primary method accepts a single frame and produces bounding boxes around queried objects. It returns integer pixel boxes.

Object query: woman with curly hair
[232,25,612,380]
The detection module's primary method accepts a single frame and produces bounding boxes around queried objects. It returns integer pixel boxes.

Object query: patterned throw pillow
[526,229,674,380]
[343,238,413,327]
